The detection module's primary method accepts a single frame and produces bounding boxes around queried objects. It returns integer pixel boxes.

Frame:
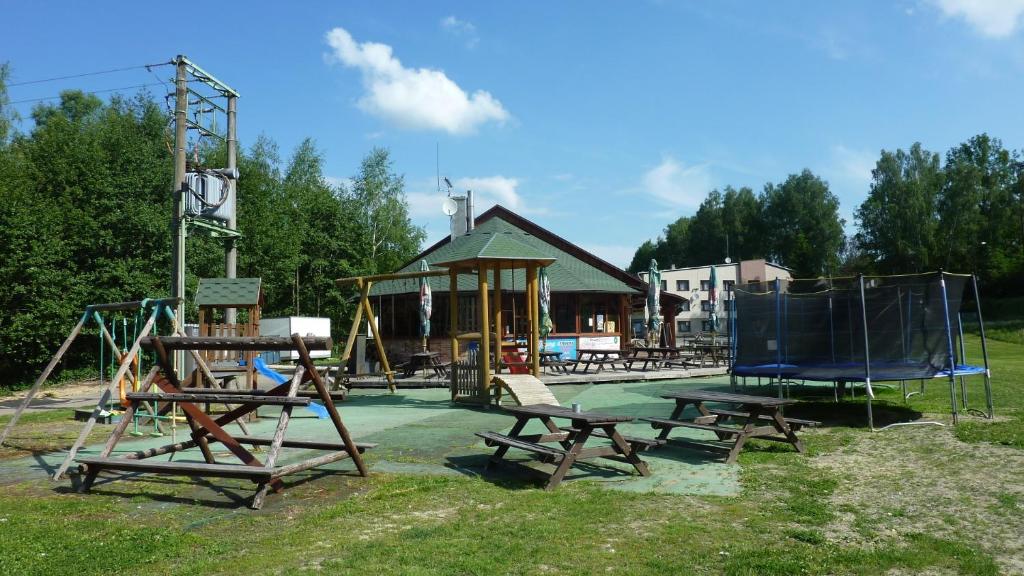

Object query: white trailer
[260,317,332,361]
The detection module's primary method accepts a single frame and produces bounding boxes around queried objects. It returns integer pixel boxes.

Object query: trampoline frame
[728,271,994,430]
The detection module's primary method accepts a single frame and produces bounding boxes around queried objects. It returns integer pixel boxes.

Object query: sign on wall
[577,336,620,350]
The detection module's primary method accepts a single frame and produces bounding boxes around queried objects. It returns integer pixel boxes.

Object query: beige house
[640,259,792,338]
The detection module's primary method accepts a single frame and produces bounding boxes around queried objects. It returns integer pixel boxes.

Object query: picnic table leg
[655,400,693,441]
[541,417,573,450]
[546,426,592,490]
[768,407,805,454]
[725,411,760,465]
[487,416,530,468]
[602,425,650,477]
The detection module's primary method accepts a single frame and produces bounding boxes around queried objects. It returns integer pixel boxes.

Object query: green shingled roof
[369,217,638,296]
[195,278,263,307]
[432,229,555,267]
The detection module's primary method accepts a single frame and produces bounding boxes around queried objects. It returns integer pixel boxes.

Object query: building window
[660,280,667,291]
[680,299,690,312]
[702,320,712,332]
[701,300,710,312]
[579,295,619,334]
[676,279,689,291]
[677,320,691,333]
[552,294,576,334]
[700,279,710,291]
[723,280,735,292]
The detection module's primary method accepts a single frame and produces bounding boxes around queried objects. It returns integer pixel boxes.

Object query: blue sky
[5,1,1024,266]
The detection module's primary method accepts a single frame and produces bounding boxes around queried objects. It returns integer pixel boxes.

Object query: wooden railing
[451,349,482,402]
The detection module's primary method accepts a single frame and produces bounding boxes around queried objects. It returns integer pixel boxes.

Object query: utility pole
[172,55,188,374]
[225,94,238,325]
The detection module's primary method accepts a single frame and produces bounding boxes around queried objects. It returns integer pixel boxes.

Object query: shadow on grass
[444,453,638,490]
[56,465,359,510]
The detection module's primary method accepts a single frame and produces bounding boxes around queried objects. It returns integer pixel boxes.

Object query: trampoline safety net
[732,272,969,382]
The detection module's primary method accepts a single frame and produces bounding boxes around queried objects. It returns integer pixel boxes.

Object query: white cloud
[931,0,1024,38]
[325,27,509,134]
[830,145,875,189]
[441,16,479,48]
[453,175,544,214]
[325,176,354,191]
[579,243,636,268]
[641,156,713,209]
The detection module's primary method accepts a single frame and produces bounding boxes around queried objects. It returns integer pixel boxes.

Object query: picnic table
[625,346,680,371]
[539,350,572,374]
[403,351,449,378]
[476,403,654,489]
[573,348,627,373]
[691,342,730,367]
[643,389,818,464]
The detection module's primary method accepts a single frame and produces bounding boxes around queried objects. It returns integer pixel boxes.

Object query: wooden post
[361,280,395,392]
[528,262,536,360]
[0,311,90,445]
[53,305,163,480]
[528,265,540,376]
[449,269,459,367]
[478,262,491,399]
[338,280,367,368]
[494,264,503,362]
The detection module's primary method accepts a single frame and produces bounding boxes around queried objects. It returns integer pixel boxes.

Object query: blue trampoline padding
[732,362,987,382]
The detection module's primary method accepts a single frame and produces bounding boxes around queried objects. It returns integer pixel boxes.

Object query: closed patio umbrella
[646,259,661,346]
[418,259,432,351]
[708,265,720,342]
[539,266,552,351]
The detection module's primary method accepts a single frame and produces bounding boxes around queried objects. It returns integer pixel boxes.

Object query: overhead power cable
[9,82,167,105]
[7,62,172,87]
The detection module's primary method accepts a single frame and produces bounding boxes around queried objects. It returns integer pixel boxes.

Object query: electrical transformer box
[184,172,234,222]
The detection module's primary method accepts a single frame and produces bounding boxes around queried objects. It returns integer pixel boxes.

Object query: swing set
[0,297,253,480]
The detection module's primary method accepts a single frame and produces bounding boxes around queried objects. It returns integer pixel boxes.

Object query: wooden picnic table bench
[625,346,681,371]
[403,351,449,378]
[477,403,651,489]
[643,390,818,464]
[572,349,628,374]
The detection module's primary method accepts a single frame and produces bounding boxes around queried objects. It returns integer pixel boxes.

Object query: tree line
[0,79,422,384]
[627,135,1024,296]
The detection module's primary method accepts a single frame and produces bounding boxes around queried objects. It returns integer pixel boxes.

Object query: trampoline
[728,271,993,429]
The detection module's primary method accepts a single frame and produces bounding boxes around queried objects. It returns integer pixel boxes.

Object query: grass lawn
[1,335,1021,575]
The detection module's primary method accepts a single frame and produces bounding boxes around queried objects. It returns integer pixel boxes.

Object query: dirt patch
[813,426,1024,574]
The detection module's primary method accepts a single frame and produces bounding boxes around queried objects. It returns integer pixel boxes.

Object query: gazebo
[431,230,556,401]
[334,228,555,403]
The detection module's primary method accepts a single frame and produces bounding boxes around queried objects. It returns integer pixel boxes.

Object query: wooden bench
[701,408,820,430]
[78,456,273,481]
[560,426,665,451]
[126,392,311,406]
[642,417,742,437]
[476,431,568,464]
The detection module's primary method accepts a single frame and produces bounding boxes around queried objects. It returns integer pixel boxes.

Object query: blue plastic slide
[252,357,328,419]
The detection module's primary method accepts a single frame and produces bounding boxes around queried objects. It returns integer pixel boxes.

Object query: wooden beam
[449,269,459,396]
[494,264,503,356]
[141,336,332,351]
[478,262,491,398]
[335,269,448,287]
[338,279,368,370]
[292,334,369,478]
[528,264,540,376]
[0,311,90,446]
[53,305,164,480]
[360,280,395,391]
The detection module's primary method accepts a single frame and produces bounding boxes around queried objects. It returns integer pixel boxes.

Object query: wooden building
[368,206,684,365]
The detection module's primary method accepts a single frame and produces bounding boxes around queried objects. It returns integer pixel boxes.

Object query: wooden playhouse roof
[195,278,263,307]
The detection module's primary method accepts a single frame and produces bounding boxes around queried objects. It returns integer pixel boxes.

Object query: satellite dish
[441,197,458,216]
[724,257,732,264]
